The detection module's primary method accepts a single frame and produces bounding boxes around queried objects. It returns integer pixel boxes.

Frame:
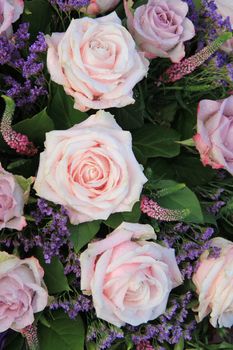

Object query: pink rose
[85,0,120,15]
[0,0,24,37]
[193,96,233,175]
[193,237,233,328]
[0,163,26,231]
[215,0,233,53]
[124,0,195,62]
[0,252,48,332]
[80,222,183,327]
[45,12,149,112]
[34,110,147,224]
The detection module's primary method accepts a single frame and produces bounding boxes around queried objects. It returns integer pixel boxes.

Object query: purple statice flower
[201,227,214,241]
[207,200,225,215]
[49,0,90,12]
[0,37,14,65]
[64,252,81,278]
[208,246,221,259]
[183,0,199,26]
[1,25,48,108]
[50,294,92,319]
[86,321,124,349]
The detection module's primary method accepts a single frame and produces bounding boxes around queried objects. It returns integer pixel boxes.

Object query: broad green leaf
[110,91,145,130]
[38,310,84,350]
[155,180,204,223]
[132,125,180,158]
[105,202,141,228]
[35,250,70,294]
[14,108,54,145]
[69,220,101,253]
[21,0,52,39]
[48,84,88,129]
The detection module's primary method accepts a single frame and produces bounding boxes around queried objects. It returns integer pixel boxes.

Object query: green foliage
[22,0,53,39]
[35,250,70,294]
[132,125,180,159]
[48,84,88,129]
[38,310,84,350]
[69,220,101,253]
[14,108,54,146]
[154,180,204,223]
[104,202,141,228]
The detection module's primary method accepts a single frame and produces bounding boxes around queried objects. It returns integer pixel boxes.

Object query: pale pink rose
[0,163,26,231]
[124,0,195,62]
[215,0,233,53]
[45,12,149,112]
[0,251,48,332]
[85,0,120,15]
[0,0,24,37]
[193,237,233,328]
[34,110,147,224]
[80,222,183,327]
[193,96,233,175]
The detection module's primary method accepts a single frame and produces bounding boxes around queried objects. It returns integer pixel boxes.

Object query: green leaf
[132,125,180,158]
[155,180,204,223]
[14,108,54,146]
[14,175,34,203]
[48,84,88,129]
[110,92,145,131]
[69,220,101,253]
[35,250,70,294]
[105,202,141,228]
[38,310,84,350]
[22,0,52,39]
[4,332,25,350]
[174,337,184,350]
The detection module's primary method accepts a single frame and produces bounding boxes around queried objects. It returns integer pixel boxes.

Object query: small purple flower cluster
[50,294,92,319]
[129,292,196,347]
[86,321,124,350]
[183,0,199,26]
[30,199,71,263]
[49,0,90,12]
[0,23,47,107]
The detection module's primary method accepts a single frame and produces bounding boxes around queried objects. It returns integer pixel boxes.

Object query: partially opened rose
[0,163,26,231]
[34,110,147,224]
[0,251,48,332]
[124,0,195,62]
[46,12,149,112]
[80,222,183,327]
[85,0,120,15]
[193,237,233,328]
[193,96,233,175]
[0,0,24,37]
[215,0,233,53]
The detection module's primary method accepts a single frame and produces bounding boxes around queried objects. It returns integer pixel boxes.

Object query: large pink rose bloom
[0,163,26,231]
[193,237,233,328]
[0,252,48,332]
[34,110,147,224]
[124,0,195,62]
[194,96,233,175]
[80,222,183,327]
[85,0,120,15]
[215,0,233,53]
[46,12,149,112]
[0,0,24,37]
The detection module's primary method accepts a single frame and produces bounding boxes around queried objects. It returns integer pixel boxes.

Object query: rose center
[89,39,110,58]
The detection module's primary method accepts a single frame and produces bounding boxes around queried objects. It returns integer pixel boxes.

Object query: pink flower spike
[141,195,189,221]
[1,95,37,156]
[160,32,232,83]
[21,324,39,350]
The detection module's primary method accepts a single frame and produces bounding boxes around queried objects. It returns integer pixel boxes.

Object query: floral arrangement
[0,0,233,349]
